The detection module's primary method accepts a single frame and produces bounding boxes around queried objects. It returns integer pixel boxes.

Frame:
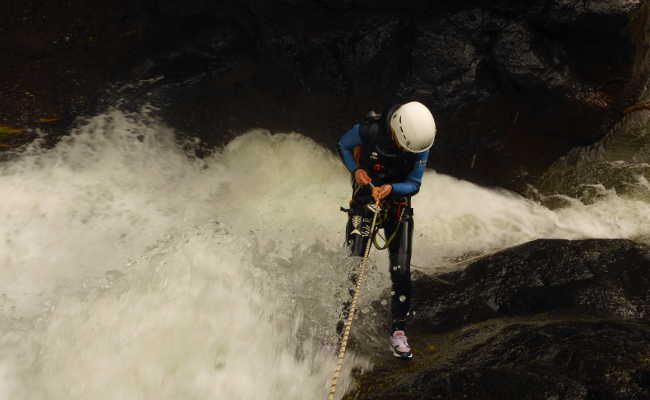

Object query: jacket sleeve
[336,124,362,173]
[391,150,430,195]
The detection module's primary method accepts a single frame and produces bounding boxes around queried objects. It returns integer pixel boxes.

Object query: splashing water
[3,109,650,399]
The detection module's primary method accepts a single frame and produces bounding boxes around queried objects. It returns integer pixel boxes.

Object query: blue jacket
[337,123,429,196]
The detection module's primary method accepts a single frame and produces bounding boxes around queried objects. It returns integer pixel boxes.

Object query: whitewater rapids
[2,109,650,399]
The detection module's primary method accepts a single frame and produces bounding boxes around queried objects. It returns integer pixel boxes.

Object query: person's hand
[354,169,372,186]
[372,184,392,201]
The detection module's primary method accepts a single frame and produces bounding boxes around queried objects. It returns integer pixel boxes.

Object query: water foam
[3,109,650,399]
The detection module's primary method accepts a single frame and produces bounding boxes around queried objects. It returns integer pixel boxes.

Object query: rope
[624,102,650,114]
[327,199,381,400]
[351,181,406,251]
[371,206,405,250]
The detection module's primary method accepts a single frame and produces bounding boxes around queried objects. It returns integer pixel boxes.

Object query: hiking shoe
[390,330,413,360]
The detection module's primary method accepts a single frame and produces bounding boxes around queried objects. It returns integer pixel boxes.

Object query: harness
[341,194,411,250]
[371,198,410,250]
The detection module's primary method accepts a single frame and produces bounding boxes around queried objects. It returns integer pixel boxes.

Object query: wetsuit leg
[345,203,373,257]
[384,204,413,332]
[345,183,374,256]
[338,195,374,336]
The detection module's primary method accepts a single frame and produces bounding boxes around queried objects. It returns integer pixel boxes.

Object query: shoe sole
[390,345,413,360]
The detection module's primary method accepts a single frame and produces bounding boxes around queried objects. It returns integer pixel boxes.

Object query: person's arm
[336,124,361,173]
[390,150,430,195]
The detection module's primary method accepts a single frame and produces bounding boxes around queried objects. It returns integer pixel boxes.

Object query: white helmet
[389,101,436,153]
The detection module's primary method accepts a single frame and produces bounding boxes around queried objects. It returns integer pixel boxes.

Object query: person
[336,101,436,360]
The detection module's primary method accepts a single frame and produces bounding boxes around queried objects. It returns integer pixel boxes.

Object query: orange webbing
[624,102,650,114]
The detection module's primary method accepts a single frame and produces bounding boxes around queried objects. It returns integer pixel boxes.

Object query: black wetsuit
[337,107,430,332]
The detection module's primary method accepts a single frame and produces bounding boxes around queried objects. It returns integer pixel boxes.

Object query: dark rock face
[352,321,650,400]
[535,2,650,202]
[413,239,650,331]
[1,1,646,190]
[347,239,650,400]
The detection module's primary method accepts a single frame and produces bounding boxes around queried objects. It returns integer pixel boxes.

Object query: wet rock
[536,2,650,201]
[412,239,650,331]
[346,238,650,399]
[349,321,650,400]
[537,0,641,32]
[0,1,646,191]
[406,16,490,107]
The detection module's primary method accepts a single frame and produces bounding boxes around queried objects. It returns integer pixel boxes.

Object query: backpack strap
[359,110,382,145]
